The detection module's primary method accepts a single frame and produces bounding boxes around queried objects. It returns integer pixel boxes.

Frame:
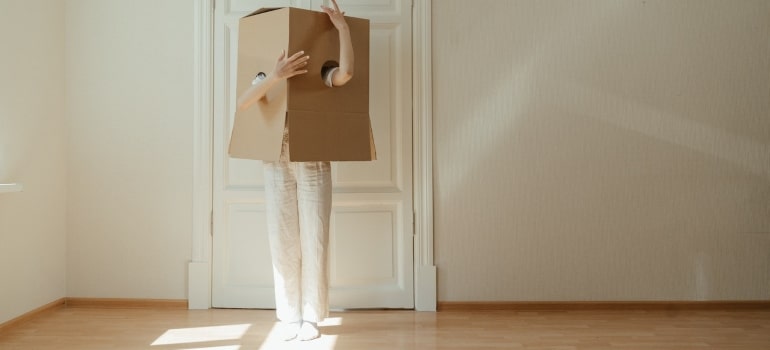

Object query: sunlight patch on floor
[319,317,343,327]
[151,324,252,346]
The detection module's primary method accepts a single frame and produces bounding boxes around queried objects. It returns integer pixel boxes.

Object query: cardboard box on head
[228,7,375,162]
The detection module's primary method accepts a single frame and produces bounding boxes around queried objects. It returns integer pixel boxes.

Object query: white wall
[433,0,770,301]
[65,0,194,299]
[0,0,67,324]
[4,0,768,322]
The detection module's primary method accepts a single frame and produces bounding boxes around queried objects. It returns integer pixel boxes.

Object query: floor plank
[0,308,768,349]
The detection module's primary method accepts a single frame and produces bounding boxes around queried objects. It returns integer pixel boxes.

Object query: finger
[288,55,309,68]
[331,0,340,12]
[288,69,308,78]
[288,58,307,68]
[288,50,305,61]
[290,62,309,73]
[277,49,286,61]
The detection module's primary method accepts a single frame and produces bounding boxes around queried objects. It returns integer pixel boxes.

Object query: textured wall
[433,0,770,301]
[0,0,67,324]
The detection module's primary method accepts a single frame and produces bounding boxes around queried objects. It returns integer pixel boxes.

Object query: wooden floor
[1,307,769,349]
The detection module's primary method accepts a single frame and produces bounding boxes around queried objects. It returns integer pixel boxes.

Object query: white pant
[263,131,332,323]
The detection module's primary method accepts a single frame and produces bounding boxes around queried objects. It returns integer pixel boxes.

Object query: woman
[236,0,353,342]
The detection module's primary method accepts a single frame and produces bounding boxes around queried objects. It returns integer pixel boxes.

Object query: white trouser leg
[296,161,332,323]
[264,151,301,323]
[263,132,332,324]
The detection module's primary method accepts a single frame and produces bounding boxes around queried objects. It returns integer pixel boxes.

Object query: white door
[212,0,413,309]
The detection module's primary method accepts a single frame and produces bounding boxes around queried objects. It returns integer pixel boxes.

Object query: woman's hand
[320,0,354,86]
[321,0,348,30]
[237,49,308,111]
[271,49,310,80]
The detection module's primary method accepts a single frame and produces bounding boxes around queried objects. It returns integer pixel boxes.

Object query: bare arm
[236,49,309,111]
[321,0,354,86]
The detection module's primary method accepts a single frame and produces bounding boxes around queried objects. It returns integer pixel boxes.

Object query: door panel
[212,0,412,309]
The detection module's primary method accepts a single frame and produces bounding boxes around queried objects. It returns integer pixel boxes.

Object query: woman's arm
[236,49,309,111]
[321,0,354,87]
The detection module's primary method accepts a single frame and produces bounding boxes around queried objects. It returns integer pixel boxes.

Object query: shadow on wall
[434,0,770,300]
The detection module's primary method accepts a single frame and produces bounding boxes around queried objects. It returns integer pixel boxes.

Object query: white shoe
[298,321,320,341]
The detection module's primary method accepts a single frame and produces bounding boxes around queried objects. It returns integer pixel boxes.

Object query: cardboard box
[228,7,375,162]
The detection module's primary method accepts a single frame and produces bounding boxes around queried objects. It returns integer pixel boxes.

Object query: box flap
[228,86,287,160]
[287,110,376,161]
[244,7,282,18]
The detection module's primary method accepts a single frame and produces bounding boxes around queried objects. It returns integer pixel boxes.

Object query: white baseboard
[415,265,437,311]
[188,261,211,309]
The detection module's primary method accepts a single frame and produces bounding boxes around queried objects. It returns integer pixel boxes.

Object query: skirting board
[438,301,770,311]
[64,298,188,309]
[0,298,65,333]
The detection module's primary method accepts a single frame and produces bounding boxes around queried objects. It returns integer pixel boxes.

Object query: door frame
[188,0,435,311]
